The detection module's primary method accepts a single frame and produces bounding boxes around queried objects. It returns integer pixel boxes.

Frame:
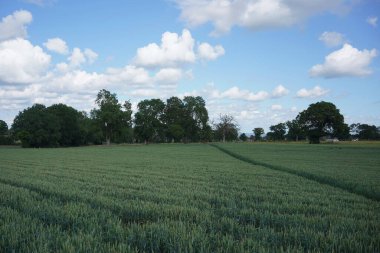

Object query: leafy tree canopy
[297,101,345,144]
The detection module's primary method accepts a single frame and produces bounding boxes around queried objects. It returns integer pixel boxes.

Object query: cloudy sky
[0,0,379,132]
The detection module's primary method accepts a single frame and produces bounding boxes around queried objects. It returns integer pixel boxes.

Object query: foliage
[163,97,185,142]
[285,119,306,141]
[267,123,286,141]
[253,127,264,141]
[134,99,165,143]
[0,120,7,135]
[0,120,13,145]
[12,104,61,147]
[214,114,239,142]
[239,133,248,142]
[297,101,345,144]
[351,123,380,140]
[92,89,132,145]
[182,96,210,142]
[0,144,379,252]
[47,104,84,146]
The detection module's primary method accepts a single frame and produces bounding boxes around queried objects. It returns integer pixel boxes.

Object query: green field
[0,143,379,252]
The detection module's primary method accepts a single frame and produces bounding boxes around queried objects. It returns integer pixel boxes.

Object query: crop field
[0,143,379,252]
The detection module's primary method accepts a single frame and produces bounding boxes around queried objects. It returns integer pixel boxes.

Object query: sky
[0,0,379,132]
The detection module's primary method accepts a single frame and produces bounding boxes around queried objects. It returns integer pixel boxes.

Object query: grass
[0,143,379,252]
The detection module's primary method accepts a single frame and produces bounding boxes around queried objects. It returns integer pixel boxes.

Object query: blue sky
[0,0,379,132]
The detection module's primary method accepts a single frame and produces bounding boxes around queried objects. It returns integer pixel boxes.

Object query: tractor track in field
[210,144,379,202]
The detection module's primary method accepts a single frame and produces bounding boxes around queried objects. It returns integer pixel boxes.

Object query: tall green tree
[47,104,83,146]
[358,124,379,140]
[0,120,7,135]
[267,123,286,141]
[134,99,165,143]
[286,119,305,141]
[253,127,264,141]
[183,96,210,142]
[163,97,185,142]
[297,101,345,144]
[12,104,60,147]
[0,120,12,145]
[239,133,248,142]
[92,89,132,145]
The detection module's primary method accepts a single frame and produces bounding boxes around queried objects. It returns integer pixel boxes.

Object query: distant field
[213,142,380,201]
[0,144,379,252]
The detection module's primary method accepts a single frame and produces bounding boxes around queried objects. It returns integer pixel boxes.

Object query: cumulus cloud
[84,48,98,64]
[106,65,151,86]
[271,84,289,98]
[0,10,32,41]
[309,44,377,78]
[176,0,352,35]
[197,43,225,60]
[66,47,98,69]
[366,16,378,27]
[154,68,183,87]
[133,29,224,67]
[296,86,329,98]
[44,38,69,54]
[210,86,269,101]
[134,29,196,68]
[319,31,345,47]
[0,38,51,84]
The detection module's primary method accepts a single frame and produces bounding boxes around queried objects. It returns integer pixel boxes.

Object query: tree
[286,119,305,141]
[0,120,7,135]
[47,104,83,146]
[0,120,12,145]
[214,114,239,142]
[163,97,185,142]
[92,89,132,145]
[253,128,264,141]
[182,96,210,142]
[239,133,248,142]
[297,101,345,144]
[134,99,165,143]
[267,123,286,141]
[12,104,60,147]
[358,124,379,140]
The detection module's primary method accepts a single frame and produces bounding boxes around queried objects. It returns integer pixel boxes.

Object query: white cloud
[216,86,269,101]
[0,38,51,84]
[67,47,98,68]
[154,68,183,86]
[296,86,329,98]
[271,84,289,98]
[106,65,151,86]
[319,31,345,47]
[133,29,224,68]
[44,37,69,54]
[309,44,378,78]
[134,29,196,68]
[176,0,352,35]
[68,48,86,67]
[271,104,282,111]
[366,16,378,27]
[197,43,225,60]
[84,48,98,64]
[0,10,32,41]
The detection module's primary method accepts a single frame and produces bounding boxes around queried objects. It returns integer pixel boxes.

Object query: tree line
[213,101,380,144]
[0,90,379,147]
